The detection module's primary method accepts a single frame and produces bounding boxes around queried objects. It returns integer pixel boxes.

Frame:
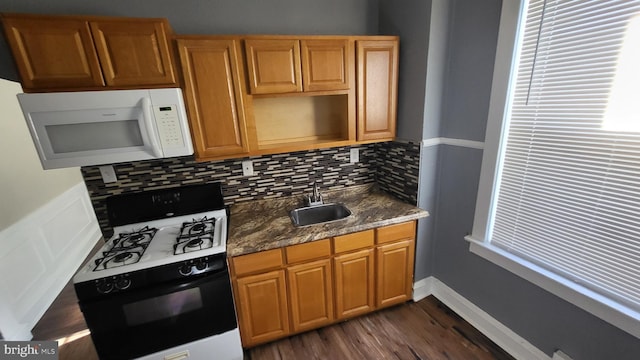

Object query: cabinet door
[177,38,250,158]
[90,19,176,87]
[356,40,398,141]
[301,39,351,91]
[376,239,415,308]
[2,15,104,89]
[235,270,289,347]
[287,259,334,332]
[245,39,302,94]
[333,248,375,320]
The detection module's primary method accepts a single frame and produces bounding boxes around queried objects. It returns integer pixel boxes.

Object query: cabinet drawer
[285,239,331,264]
[376,221,415,244]
[231,248,283,276]
[333,230,374,253]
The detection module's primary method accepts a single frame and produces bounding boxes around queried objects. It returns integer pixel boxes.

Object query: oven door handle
[150,267,231,298]
[164,267,230,292]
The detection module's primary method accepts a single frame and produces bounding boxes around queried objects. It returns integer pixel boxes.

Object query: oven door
[79,268,237,360]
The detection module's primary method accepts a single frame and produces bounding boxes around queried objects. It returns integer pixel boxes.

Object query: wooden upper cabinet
[1,14,177,91]
[90,19,176,87]
[301,39,351,91]
[176,38,250,159]
[357,39,399,141]
[245,38,353,95]
[245,39,302,94]
[2,15,105,89]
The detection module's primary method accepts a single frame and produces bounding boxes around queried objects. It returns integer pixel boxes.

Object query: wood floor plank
[381,306,448,359]
[343,318,385,359]
[295,330,331,360]
[318,323,367,359]
[417,297,513,360]
[274,338,301,360]
[58,335,98,360]
[393,302,469,359]
[425,297,500,357]
[418,294,466,328]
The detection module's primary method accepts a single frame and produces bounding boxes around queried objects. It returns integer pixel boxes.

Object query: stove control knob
[179,264,193,276]
[195,260,207,271]
[115,277,131,290]
[96,280,114,294]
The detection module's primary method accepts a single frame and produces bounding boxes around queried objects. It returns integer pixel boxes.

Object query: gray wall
[378,0,431,142]
[378,0,437,280]
[433,0,640,359]
[0,0,378,81]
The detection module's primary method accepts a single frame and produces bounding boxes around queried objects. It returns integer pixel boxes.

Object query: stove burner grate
[94,226,157,271]
[174,217,218,255]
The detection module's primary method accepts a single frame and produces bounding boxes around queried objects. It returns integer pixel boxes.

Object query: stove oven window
[122,287,203,326]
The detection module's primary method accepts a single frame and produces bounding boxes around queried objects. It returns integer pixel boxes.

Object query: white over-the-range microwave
[17,88,194,169]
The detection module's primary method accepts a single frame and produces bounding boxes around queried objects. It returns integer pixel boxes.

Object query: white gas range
[73,209,227,285]
[73,183,243,360]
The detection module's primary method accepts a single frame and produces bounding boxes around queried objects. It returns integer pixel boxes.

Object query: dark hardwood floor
[35,288,513,360]
[246,298,514,360]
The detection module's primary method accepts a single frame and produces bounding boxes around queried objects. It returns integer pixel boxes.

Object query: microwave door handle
[142,97,163,157]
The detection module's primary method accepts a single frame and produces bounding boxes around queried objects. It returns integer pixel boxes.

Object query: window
[467,0,640,338]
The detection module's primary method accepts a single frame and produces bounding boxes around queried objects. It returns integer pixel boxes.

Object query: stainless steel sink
[290,203,352,227]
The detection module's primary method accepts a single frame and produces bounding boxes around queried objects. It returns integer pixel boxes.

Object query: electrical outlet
[242,160,254,176]
[350,148,360,163]
[99,165,118,183]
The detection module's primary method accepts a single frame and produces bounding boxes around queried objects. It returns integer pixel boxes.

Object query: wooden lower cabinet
[287,259,334,332]
[234,270,289,347]
[231,220,417,348]
[376,239,415,308]
[333,248,375,320]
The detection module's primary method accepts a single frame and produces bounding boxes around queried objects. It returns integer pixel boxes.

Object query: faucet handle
[308,182,323,206]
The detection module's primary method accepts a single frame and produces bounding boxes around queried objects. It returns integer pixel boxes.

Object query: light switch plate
[242,160,254,176]
[99,165,118,183]
[350,148,360,163]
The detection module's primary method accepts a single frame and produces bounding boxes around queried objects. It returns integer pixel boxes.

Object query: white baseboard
[0,182,101,340]
[414,276,550,360]
[412,276,435,302]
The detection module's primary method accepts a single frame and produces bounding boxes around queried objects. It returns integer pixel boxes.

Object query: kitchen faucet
[307,182,323,206]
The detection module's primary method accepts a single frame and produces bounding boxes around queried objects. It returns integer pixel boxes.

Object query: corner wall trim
[421,137,485,149]
[413,276,550,360]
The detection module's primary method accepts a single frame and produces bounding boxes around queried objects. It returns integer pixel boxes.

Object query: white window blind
[491,0,640,313]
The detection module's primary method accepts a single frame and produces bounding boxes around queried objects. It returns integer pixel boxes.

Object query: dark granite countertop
[227,184,429,257]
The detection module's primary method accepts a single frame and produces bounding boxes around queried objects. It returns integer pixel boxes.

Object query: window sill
[465,235,640,339]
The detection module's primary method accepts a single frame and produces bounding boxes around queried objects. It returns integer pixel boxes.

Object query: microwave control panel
[153,105,185,148]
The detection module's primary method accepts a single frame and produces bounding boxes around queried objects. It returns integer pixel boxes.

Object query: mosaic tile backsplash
[82,141,420,237]
[376,141,420,204]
